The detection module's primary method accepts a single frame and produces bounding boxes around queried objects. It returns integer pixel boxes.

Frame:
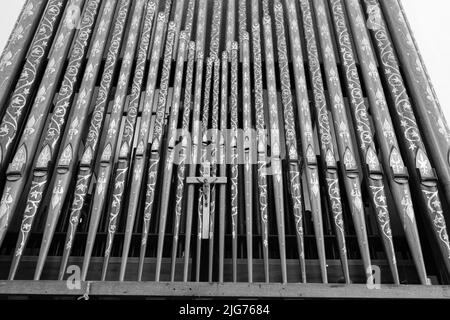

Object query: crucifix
[187,161,227,239]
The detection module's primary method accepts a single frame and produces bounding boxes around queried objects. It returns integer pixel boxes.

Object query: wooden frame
[0,281,449,299]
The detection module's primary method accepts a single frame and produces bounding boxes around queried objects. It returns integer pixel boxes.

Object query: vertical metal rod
[381,0,450,209]
[170,41,196,282]
[0,0,83,247]
[0,0,67,178]
[364,0,450,276]
[312,0,372,282]
[229,44,240,283]
[261,12,288,284]
[142,21,176,282]
[345,0,428,284]
[183,0,196,41]
[119,12,167,282]
[152,29,186,282]
[207,58,221,282]
[77,0,138,281]
[0,0,48,118]
[284,0,328,283]
[101,0,157,281]
[241,32,253,283]
[251,22,270,283]
[218,51,228,283]
[300,0,350,283]
[183,0,208,283]
[32,0,118,281]
[5,0,101,281]
[195,57,214,282]
[171,0,186,58]
[65,0,131,281]
[329,0,399,284]
[273,1,307,284]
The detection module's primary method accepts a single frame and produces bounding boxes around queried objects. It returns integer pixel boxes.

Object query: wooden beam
[0,281,449,299]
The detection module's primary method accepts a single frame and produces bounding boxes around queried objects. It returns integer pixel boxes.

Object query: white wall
[0,2,25,51]
[401,0,450,125]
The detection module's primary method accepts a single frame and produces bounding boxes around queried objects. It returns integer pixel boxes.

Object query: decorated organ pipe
[0,0,449,287]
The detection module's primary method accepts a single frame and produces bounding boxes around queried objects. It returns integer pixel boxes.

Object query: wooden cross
[187,161,227,239]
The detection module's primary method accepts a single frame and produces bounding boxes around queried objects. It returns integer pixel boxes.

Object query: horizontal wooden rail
[0,281,449,299]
